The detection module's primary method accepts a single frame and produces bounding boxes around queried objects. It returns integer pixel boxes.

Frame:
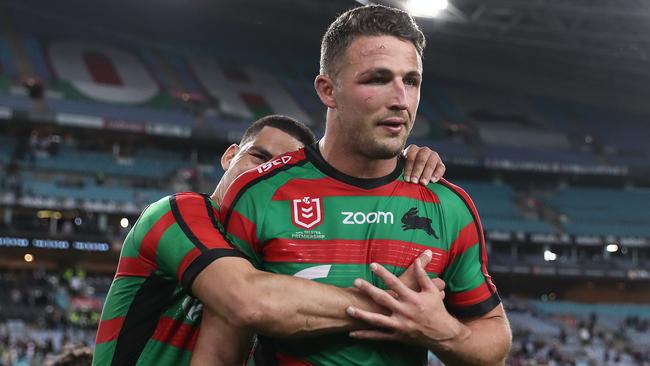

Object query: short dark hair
[240,115,316,146]
[320,5,426,76]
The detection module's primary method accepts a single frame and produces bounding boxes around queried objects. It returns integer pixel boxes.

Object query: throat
[318,139,398,179]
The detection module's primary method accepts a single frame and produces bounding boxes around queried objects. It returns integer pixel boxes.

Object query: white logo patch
[293,265,332,280]
[292,197,323,229]
[341,211,394,225]
[257,155,292,174]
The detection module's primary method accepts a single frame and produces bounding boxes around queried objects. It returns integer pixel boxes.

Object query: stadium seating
[456,180,555,234]
[547,187,650,237]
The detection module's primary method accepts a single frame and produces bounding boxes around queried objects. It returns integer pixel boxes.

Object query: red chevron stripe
[151,316,199,351]
[446,222,479,267]
[227,209,260,255]
[272,178,440,203]
[115,257,155,278]
[440,179,496,293]
[139,210,176,269]
[176,248,202,283]
[95,316,125,344]
[263,238,447,274]
[174,193,233,250]
[276,353,314,366]
[447,282,493,307]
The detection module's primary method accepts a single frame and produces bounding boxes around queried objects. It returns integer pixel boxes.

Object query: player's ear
[221,144,239,171]
[314,74,336,109]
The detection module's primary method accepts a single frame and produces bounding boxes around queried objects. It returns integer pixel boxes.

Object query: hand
[398,249,446,294]
[346,259,465,348]
[402,144,446,185]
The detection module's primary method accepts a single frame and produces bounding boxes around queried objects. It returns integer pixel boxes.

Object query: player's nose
[389,79,408,111]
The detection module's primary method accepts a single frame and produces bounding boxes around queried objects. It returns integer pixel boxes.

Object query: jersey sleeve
[219,172,268,269]
[143,192,247,294]
[439,180,501,319]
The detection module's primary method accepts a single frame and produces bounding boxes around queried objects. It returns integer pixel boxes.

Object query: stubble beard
[350,127,406,160]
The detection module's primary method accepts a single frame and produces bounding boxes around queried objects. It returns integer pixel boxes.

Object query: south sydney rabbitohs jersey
[93,193,244,366]
[220,143,501,366]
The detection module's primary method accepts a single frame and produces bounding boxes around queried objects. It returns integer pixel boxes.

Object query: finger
[402,250,432,275]
[398,250,432,291]
[408,148,429,184]
[420,151,442,185]
[402,144,415,182]
[431,160,446,183]
[431,277,446,292]
[346,306,400,330]
[349,330,400,341]
[370,263,413,300]
[354,278,402,310]
[414,258,435,292]
[417,154,437,185]
[416,249,433,268]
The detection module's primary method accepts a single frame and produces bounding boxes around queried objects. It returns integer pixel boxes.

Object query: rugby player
[215,5,512,365]
[92,114,446,366]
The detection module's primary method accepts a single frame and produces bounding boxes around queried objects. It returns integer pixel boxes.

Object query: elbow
[228,299,266,328]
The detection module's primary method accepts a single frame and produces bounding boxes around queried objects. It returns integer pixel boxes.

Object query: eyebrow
[357,68,422,79]
[358,68,392,79]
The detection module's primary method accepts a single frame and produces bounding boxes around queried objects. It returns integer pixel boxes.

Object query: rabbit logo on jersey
[292,196,323,229]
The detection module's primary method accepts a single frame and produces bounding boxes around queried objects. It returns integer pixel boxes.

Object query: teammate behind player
[216,5,512,365]
[93,114,446,366]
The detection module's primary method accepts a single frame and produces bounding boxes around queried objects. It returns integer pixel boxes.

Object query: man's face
[221,126,304,187]
[331,35,422,159]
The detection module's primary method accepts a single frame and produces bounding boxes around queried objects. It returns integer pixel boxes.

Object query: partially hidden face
[222,126,304,187]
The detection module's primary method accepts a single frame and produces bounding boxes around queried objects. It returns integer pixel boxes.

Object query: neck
[210,180,227,205]
[318,135,398,179]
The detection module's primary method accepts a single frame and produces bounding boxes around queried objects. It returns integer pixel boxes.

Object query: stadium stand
[1,1,650,364]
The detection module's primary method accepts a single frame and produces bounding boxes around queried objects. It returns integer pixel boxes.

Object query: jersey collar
[304,141,404,190]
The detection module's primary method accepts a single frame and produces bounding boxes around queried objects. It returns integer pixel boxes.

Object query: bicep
[191,256,257,315]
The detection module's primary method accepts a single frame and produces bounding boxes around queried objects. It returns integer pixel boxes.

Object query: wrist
[429,315,471,353]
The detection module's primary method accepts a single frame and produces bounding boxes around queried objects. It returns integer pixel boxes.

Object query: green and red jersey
[221,143,501,366]
[93,193,243,366]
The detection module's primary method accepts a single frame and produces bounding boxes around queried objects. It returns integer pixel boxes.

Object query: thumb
[416,249,432,268]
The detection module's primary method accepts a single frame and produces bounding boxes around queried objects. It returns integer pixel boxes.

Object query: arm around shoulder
[191,256,381,338]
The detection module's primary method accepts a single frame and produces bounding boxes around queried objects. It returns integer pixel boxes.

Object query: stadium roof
[4,0,650,92]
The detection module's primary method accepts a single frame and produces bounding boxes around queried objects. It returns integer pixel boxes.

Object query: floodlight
[405,0,449,18]
[543,250,557,261]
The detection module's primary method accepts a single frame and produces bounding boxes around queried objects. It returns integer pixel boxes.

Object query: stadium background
[0,0,649,364]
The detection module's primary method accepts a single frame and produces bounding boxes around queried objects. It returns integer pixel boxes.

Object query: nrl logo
[292,196,323,230]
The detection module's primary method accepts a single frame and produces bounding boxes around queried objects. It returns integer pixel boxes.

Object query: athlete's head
[315,5,425,159]
[219,115,315,190]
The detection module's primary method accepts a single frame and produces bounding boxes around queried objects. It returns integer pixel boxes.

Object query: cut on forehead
[346,35,422,67]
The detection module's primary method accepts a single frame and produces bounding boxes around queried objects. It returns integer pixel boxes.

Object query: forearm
[430,305,512,366]
[242,270,382,337]
[193,258,383,338]
[191,309,253,366]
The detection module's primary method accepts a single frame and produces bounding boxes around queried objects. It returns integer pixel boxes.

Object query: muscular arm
[191,252,437,365]
[430,305,511,366]
[191,309,253,366]
[192,256,381,338]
